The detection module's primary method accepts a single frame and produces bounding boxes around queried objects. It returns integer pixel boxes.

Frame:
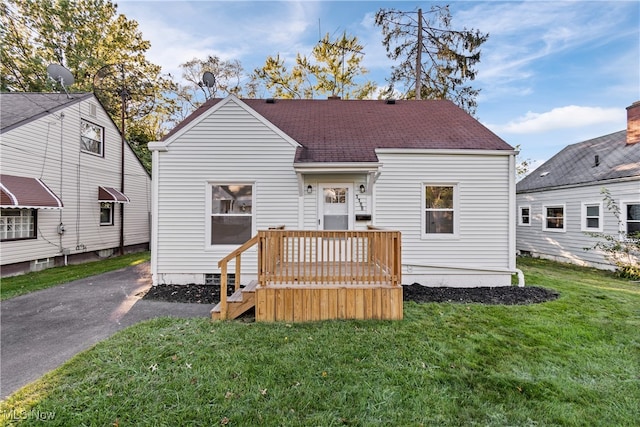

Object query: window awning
[0,174,63,209]
[98,186,130,203]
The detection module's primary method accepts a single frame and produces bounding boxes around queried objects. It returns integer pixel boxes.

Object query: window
[519,206,531,226]
[100,202,114,226]
[423,185,456,236]
[543,204,565,231]
[210,184,253,245]
[1,209,36,241]
[81,120,104,156]
[581,202,602,232]
[624,202,640,236]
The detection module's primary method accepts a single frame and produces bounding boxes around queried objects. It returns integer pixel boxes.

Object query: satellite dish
[201,71,216,88]
[47,63,75,87]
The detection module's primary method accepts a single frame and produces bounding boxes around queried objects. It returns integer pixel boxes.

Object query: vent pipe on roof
[626,101,640,145]
[386,99,396,105]
[594,155,600,167]
[266,98,275,104]
[328,95,341,100]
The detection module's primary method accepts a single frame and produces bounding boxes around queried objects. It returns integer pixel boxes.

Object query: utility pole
[415,8,423,100]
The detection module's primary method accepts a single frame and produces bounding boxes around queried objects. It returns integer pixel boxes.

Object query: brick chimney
[626,101,640,145]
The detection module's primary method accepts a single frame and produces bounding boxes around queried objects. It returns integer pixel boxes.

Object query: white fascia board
[148,141,169,152]
[375,148,516,156]
[293,162,381,174]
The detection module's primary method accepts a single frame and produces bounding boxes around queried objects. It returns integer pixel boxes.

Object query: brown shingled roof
[163,97,513,163]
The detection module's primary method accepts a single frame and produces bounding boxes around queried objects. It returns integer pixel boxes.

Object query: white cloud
[489,105,625,134]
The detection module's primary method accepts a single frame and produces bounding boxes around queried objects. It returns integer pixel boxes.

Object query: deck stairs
[211,280,258,320]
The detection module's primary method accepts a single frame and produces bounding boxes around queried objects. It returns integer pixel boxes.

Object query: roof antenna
[47,64,74,99]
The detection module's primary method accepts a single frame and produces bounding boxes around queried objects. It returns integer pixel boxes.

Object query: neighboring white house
[149,95,517,287]
[0,92,151,276]
[516,101,640,270]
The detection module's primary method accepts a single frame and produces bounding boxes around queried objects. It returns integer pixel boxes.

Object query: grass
[0,251,150,301]
[1,257,639,426]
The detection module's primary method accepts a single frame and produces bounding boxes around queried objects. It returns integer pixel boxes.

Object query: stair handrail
[216,233,260,320]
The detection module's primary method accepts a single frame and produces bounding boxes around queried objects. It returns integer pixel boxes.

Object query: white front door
[318,184,353,230]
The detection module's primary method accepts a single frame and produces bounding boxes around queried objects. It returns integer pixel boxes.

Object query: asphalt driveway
[0,262,211,399]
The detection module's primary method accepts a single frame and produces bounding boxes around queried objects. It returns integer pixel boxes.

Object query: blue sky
[117,0,639,172]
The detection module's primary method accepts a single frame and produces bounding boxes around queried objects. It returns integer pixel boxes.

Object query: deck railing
[217,229,401,319]
[258,229,401,286]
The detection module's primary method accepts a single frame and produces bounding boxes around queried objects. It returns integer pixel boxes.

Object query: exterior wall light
[359,184,366,193]
[306,185,313,194]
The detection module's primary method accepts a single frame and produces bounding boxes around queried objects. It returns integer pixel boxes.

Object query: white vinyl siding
[374,152,512,284]
[516,181,640,270]
[154,99,299,280]
[0,95,150,267]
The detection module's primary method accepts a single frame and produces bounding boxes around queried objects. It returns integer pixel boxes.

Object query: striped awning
[98,186,130,203]
[0,174,63,209]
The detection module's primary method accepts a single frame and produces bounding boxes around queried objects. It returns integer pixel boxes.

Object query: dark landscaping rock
[143,283,559,305]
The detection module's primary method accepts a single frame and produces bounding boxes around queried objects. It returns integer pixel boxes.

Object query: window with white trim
[543,204,565,231]
[210,184,253,245]
[100,202,114,226]
[623,202,640,236]
[423,184,457,236]
[581,202,602,232]
[1,209,36,241]
[518,206,531,226]
[81,119,104,156]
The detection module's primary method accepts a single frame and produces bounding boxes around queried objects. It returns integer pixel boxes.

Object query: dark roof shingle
[0,92,92,132]
[163,98,513,163]
[516,130,640,193]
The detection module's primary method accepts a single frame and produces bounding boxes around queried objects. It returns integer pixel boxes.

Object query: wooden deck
[212,229,403,322]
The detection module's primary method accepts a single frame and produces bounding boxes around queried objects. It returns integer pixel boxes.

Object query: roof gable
[162,96,513,162]
[516,130,640,192]
[161,95,300,148]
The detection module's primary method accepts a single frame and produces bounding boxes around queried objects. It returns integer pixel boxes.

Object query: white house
[0,92,151,276]
[516,101,640,270]
[149,95,517,287]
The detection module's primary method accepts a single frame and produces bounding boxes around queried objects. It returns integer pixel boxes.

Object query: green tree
[254,32,376,100]
[375,6,488,115]
[172,55,257,121]
[1,0,176,167]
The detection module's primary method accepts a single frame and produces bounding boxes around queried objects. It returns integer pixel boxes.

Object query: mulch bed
[142,283,558,305]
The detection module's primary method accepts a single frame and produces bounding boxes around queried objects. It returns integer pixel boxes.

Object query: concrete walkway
[0,262,211,399]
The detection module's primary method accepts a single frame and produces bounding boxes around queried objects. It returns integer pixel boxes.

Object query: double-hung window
[0,209,36,241]
[581,202,602,232]
[623,202,640,237]
[543,204,565,231]
[519,206,531,226]
[423,184,457,237]
[81,119,104,156]
[210,184,253,245]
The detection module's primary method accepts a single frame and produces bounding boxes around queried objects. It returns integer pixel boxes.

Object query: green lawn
[1,257,638,426]
[0,251,150,301]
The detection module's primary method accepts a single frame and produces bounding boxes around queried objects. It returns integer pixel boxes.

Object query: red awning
[0,174,63,209]
[98,186,130,203]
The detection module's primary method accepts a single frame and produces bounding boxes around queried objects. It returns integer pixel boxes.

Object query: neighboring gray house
[516,101,640,270]
[149,95,518,287]
[0,93,151,276]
